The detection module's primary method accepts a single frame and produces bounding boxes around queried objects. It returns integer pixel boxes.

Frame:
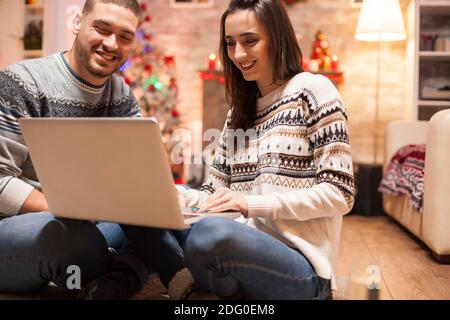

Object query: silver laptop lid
[19,118,187,229]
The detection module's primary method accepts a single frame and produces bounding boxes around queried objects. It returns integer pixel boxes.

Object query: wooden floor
[335,215,450,300]
[1,214,449,300]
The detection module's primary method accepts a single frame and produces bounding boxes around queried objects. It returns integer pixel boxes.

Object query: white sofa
[383,109,450,263]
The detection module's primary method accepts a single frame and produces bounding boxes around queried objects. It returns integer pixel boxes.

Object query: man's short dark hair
[82,0,143,21]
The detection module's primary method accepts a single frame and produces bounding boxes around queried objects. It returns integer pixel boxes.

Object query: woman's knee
[184,217,238,259]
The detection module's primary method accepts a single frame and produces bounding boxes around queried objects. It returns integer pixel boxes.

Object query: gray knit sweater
[0,52,141,216]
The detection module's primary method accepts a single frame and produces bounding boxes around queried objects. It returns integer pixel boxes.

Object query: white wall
[0,0,25,68]
[44,0,85,55]
[0,0,85,68]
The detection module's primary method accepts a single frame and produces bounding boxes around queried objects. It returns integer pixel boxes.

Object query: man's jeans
[0,212,125,293]
[122,217,331,300]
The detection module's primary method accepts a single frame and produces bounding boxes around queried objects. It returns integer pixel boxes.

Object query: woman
[176,0,355,300]
[82,0,354,300]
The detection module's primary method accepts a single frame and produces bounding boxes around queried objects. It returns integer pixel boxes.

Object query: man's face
[74,2,139,80]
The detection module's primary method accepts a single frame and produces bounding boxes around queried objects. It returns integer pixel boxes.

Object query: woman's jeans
[122,217,331,300]
[0,212,126,293]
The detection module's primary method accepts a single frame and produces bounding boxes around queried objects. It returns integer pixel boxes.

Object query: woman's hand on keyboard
[197,187,248,217]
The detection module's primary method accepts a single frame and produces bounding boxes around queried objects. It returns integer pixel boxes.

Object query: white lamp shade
[355,0,406,42]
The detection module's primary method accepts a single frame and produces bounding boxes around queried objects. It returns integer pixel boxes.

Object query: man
[0,0,148,299]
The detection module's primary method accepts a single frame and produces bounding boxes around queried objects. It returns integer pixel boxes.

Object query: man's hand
[18,188,49,215]
[197,187,248,217]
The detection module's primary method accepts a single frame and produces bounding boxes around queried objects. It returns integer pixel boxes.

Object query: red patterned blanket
[378,144,426,213]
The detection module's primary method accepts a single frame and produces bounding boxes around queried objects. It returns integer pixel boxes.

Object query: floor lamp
[355,0,406,165]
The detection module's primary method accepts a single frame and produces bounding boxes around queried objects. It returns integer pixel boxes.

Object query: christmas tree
[119,1,184,183]
[120,2,181,136]
[310,30,333,71]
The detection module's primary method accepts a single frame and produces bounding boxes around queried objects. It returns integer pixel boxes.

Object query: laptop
[19,118,240,230]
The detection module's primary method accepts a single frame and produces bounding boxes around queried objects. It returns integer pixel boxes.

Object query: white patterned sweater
[180,72,355,291]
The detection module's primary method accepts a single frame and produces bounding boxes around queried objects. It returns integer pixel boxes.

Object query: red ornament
[171,109,180,118]
[310,31,334,71]
[124,77,132,85]
[140,3,147,11]
[145,15,152,23]
[164,56,175,65]
[133,56,143,64]
[148,85,156,92]
[144,64,153,72]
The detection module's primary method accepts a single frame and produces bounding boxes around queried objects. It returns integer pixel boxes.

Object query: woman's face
[225,9,275,95]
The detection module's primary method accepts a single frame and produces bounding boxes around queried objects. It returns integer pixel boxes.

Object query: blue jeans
[0,212,126,293]
[122,217,331,300]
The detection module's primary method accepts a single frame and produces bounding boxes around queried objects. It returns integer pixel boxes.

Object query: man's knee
[37,215,110,274]
[0,213,111,290]
[20,213,109,271]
